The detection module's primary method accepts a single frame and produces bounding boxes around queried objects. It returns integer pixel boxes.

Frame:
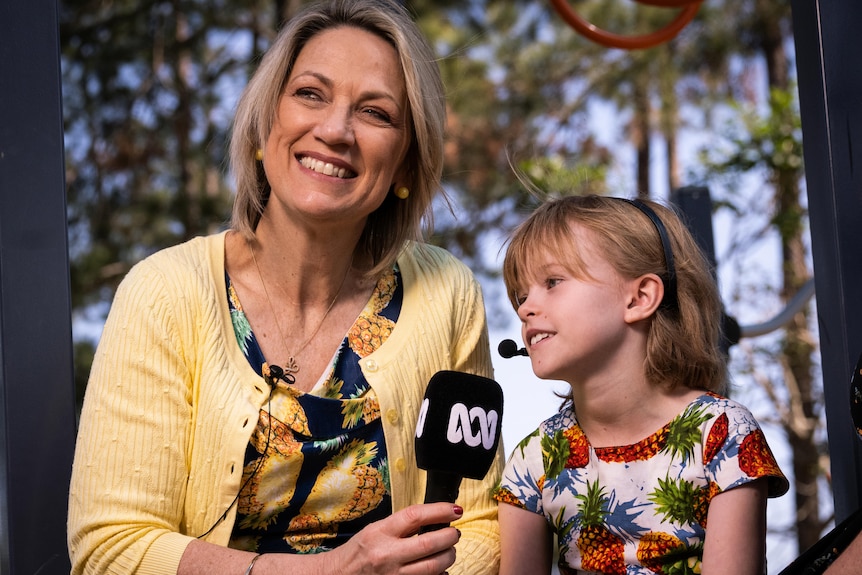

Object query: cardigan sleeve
[67,257,196,575]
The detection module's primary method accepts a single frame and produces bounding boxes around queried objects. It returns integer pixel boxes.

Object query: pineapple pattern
[494,392,789,574]
[225,268,402,553]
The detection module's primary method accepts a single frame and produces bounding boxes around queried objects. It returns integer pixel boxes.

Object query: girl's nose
[516,293,538,320]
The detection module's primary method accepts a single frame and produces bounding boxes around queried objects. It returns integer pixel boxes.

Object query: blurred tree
[692,0,825,555]
[700,83,823,554]
[61,0,824,562]
[432,0,824,560]
[61,0,263,305]
[61,0,270,398]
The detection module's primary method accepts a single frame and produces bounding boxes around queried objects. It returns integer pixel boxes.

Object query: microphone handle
[419,469,462,533]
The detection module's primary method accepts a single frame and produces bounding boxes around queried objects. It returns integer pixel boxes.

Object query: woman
[67,1,503,574]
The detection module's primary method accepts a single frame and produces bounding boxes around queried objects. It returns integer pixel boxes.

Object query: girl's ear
[624,273,664,324]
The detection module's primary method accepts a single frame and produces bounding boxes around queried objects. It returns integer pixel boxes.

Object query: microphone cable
[196,380,276,539]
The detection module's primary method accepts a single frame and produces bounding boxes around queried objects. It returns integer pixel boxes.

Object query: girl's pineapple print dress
[494,392,789,575]
[225,267,401,553]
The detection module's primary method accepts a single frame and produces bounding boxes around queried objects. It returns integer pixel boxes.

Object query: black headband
[619,198,678,312]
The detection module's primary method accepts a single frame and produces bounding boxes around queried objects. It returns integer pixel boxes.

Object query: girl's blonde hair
[229,0,446,278]
[503,194,727,395]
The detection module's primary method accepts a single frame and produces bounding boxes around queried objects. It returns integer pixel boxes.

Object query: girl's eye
[513,291,527,307]
[545,277,562,289]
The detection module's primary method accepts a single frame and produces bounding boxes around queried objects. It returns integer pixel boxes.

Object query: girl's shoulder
[537,404,576,435]
[689,391,760,421]
[506,407,575,454]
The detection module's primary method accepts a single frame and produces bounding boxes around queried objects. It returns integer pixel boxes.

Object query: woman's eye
[294,87,322,101]
[362,107,393,124]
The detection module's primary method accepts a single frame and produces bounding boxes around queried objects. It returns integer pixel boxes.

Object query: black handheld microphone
[498,339,528,358]
[415,370,503,532]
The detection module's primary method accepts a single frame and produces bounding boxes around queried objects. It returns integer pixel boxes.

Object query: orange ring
[549,0,702,50]
[634,0,700,6]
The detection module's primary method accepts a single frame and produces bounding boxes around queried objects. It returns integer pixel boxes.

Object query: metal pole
[790,0,862,522]
[0,0,76,572]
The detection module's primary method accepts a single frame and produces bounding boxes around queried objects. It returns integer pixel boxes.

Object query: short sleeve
[701,397,789,498]
[493,429,547,515]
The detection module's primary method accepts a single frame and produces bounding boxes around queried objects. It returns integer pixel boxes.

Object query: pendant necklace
[248,237,351,385]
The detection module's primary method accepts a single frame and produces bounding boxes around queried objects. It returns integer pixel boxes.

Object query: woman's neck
[251,214,367,306]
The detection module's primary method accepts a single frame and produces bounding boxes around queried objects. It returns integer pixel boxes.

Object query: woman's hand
[323,502,463,575]
[180,503,462,575]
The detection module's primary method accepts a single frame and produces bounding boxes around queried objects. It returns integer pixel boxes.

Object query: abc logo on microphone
[414,370,503,480]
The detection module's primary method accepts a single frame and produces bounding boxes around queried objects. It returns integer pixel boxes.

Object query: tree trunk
[633,79,651,198]
[756,0,824,553]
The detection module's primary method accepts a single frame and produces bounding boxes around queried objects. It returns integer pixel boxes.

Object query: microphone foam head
[415,370,503,480]
[498,339,516,358]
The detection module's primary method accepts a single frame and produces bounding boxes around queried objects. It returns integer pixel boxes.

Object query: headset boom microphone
[497,339,528,358]
[414,370,503,532]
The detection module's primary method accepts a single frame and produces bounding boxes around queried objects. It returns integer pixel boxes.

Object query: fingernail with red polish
[453,505,463,516]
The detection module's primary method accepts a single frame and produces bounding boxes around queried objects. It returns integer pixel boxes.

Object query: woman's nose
[316,105,355,145]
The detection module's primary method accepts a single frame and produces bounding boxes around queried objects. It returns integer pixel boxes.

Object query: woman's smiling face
[262,25,410,227]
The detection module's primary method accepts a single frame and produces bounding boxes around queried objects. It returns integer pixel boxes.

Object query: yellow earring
[394,186,410,199]
[255,148,264,161]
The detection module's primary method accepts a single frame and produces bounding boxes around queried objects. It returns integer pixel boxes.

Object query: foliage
[61,0,824,561]
[60,0,262,314]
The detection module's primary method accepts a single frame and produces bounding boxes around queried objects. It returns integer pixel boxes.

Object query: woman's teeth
[299,156,352,178]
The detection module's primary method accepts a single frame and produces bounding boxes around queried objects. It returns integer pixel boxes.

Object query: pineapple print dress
[225,267,401,554]
[494,392,789,575]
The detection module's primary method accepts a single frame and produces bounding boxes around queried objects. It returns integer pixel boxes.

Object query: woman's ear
[624,273,664,324]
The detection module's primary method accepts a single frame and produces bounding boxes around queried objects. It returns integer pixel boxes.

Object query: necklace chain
[248,238,351,382]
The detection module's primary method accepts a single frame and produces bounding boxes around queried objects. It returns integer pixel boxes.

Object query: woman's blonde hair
[503,194,728,395]
[229,0,446,278]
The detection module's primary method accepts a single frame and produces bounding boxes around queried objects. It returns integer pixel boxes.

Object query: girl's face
[514,225,635,383]
[261,26,411,230]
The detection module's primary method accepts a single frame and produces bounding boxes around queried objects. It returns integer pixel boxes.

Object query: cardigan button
[386,409,399,425]
[365,360,378,372]
[394,458,406,472]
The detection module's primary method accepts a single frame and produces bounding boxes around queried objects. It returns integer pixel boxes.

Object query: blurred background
[2,0,851,573]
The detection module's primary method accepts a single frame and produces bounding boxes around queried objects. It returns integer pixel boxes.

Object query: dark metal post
[0,0,76,572]
[670,186,717,269]
[670,186,741,354]
[791,0,862,522]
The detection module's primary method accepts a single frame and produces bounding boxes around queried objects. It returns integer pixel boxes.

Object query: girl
[494,195,788,575]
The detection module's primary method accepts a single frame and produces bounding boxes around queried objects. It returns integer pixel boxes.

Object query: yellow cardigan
[68,232,502,575]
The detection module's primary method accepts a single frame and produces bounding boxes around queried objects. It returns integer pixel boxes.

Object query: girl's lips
[530,332,553,346]
[524,328,554,350]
